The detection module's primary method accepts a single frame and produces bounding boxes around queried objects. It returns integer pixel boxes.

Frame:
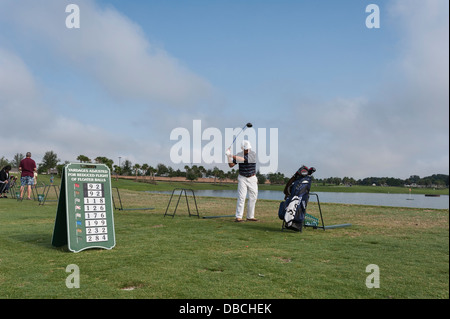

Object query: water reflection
[149,189,449,209]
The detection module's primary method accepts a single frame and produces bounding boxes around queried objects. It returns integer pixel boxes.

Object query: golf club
[227,122,253,150]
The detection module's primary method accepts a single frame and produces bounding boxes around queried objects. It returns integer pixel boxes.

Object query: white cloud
[0,0,213,107]
[0,47,140,164]
[279,0,449,179]
[0,48,48,133]
[0,0,215,167]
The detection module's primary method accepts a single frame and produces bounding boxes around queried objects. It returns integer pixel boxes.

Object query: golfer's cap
[241,140,252,150]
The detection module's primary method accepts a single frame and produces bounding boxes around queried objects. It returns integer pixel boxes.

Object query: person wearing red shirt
[19,152,37,200]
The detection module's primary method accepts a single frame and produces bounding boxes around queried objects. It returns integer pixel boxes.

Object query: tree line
[315,175,449,188]
[1,151,448,188]
[1,151,61,174]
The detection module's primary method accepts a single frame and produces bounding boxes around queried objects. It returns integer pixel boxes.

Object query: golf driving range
[2,0,448,306]
[0,179,448,299]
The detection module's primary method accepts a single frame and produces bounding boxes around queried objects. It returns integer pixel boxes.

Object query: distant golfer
[19,152,37,200]
[226,140,258,222]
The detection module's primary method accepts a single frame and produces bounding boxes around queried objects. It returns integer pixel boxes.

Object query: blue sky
[0,0,448,179]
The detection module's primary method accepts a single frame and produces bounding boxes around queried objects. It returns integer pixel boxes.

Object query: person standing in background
[19,152,37,200]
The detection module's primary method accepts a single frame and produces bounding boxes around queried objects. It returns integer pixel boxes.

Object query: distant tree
[12,153,24,169]
[0,156,10,169]
[342,177,356,185]
[184,165,203,181]
[268,172,285,185]
[157,163,169,176]
[211,166,221,184]
[122,160,132,176]
[186,168,198,181]
[419,174,449,187]
[198,166,206,178]
[38,151,60,174]
[174,169,185,177]
[56,161,70,176]
[95,156,114,171]
[227,168,238,182]
[141,163,149,175]
[133,163,141,180]
[217,170,227,182]
[113,165,122,175]
[77,155,91,163]
[409,175,421,184]
[167,166,176,177]
[147,166,156,181]
[386,177,403,187]
[256,171,266,185]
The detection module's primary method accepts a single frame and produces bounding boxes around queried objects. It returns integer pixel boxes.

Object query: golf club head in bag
[297,165,316,177]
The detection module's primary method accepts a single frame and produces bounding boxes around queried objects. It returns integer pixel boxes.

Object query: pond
[150,189,449,210]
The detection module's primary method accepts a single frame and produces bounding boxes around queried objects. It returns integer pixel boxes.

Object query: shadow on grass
[225,219,285,233]
[11,232,54,250]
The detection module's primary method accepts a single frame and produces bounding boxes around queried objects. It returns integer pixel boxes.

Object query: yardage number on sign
[83,183,108,243]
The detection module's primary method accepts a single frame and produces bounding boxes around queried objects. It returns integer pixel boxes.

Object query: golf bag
[278,166,315,232]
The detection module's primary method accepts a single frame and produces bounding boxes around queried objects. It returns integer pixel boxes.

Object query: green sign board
[52,163,116,252]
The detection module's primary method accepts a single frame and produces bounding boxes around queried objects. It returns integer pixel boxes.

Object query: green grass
[0,187,448,299]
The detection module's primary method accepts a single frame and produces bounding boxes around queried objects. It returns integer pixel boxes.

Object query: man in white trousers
[226,140,258,222]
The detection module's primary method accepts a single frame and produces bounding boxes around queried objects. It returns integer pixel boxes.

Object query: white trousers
[235,175,258,219]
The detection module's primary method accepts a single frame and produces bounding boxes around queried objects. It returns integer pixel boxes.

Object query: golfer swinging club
[226,140,258,222]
